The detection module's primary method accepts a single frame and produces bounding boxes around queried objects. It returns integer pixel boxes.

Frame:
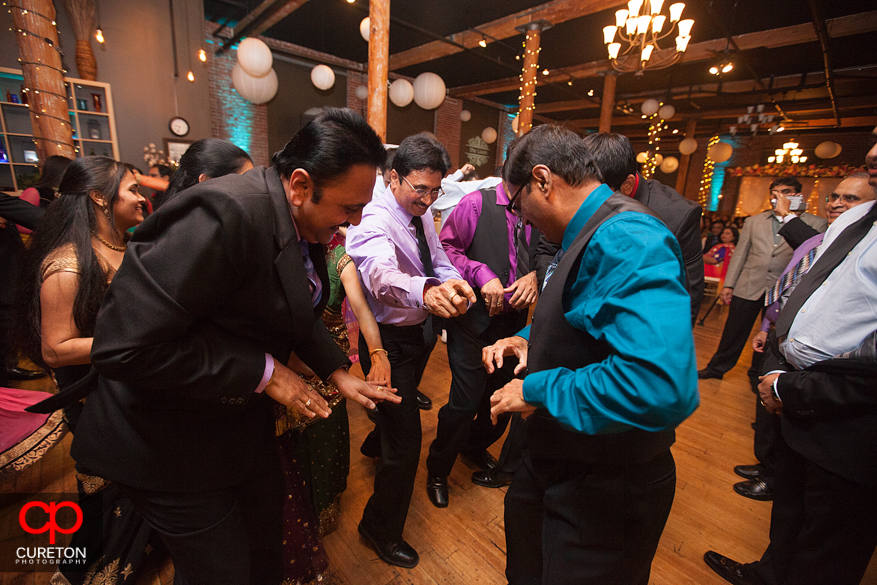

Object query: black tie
[775,203,877,338]
[412,216,435,278]
[514,220,529,280]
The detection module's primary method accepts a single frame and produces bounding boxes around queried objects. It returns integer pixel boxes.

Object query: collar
[561,183,613,251]
[495,182,510,205]
[628,173,640,198]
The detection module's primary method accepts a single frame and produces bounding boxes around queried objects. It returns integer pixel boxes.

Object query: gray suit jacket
[724,210,827,301]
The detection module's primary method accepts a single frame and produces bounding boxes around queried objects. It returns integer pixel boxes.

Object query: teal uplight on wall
[709,135,738,211]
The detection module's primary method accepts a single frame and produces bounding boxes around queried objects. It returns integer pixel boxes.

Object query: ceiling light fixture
[95,27,104,44]
[479,35,487,48]
[603,0,692,77]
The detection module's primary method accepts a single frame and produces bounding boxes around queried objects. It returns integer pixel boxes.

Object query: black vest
[526,192,676,463]
[456,187,536,336]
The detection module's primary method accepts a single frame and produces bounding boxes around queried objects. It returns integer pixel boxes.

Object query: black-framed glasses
[506,181,530,217]
[770,188,797,197]
[400,174,443,198]
[826,193,862,204]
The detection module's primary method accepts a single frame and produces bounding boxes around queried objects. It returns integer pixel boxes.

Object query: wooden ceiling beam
[449,10,877,97]
[216,0,310,54]
[388,0,619,71]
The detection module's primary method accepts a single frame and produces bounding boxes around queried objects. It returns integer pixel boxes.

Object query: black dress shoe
[416,391,432,410]
[697,368,724,380]
[7,367,46,381]
[358,523,419,568]
[733,464,764,480]
[733,479,773,501]
[703,551,757,585]
[460,449,498,471]
[426,476,449,508]
[471,468,513,488]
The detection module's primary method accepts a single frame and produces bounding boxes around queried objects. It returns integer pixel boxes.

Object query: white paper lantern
[708,141,733,163]
[236,38,273,78]
[360,17,370,42]
[660,156,679,173]
[355,85,368,100]
[814,141,842,159]
[658,104,675,120]
[641,98,660,116]
[678,137,698,155]
[388,79,414,107]
[232,63,278,104]
[310,65,335,90]
[482,127,497,144]
[636,152,648,164]
[460,109,471,122]
[511,115,519,134]
[413,72,446,110]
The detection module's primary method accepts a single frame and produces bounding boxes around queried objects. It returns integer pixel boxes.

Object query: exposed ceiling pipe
[807,0,842,127]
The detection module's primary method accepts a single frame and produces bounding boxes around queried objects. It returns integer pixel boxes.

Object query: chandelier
[768,142,807,165]
[603,0,693,77]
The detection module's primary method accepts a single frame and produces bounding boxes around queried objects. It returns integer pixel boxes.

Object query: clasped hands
[756,372,783,416]
[423,279,477,318]
[264,359,400,421]
[481,272,538,317]
[481,335,535,424]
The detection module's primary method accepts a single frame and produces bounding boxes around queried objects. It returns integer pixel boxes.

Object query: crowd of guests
[0,114,875,585]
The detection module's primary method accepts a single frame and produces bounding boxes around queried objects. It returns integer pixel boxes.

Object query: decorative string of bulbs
[517,35,541,117]
[698,134,720,207]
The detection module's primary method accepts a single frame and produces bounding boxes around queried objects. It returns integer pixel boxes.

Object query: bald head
[826,173,876,223]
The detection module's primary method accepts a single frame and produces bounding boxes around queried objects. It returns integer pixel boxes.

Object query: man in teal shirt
[484,125,698,584]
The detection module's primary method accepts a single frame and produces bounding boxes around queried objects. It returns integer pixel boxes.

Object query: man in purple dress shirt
[424,180,539,508]
[346,134,476,569]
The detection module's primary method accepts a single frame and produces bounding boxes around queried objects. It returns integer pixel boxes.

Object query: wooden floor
[2,303,876,584]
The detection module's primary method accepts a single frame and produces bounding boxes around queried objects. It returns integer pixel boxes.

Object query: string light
[698,135,720,207]
[199,48,207,62]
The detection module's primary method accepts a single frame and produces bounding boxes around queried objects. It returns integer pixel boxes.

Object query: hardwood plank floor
[2,304,875,584]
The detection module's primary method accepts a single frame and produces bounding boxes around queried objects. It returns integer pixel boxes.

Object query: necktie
[764,245,817,307]
[299,238,322,306]
[411,216,435,278]
[514,220,529,280]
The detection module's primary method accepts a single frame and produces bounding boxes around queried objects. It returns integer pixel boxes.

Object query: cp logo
[19,501,83,544]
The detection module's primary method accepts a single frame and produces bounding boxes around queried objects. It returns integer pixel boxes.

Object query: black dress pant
[358,322,426,543]
[426,313,522,478]
[116,437,283,585]
[505,448,676,585]
[705,294,765,374]
[749,348,777,486]
[748,423,877,585]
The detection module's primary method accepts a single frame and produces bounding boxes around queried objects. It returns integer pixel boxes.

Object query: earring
[102,204,111,219]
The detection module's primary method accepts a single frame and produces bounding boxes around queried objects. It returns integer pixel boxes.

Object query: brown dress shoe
[703,551,758,585]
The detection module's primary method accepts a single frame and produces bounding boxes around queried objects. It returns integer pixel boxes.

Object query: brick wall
[206,22,270,167]
[435,96,462,168]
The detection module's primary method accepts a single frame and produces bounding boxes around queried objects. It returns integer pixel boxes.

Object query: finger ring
[305,398,312,407]
[449,293,459,301]
[759,399,766,407]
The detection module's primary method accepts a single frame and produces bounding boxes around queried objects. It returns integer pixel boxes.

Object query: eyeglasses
[506,181,530,217]
[826,193,862,204]
[400,174,443,198]
[770,188,797,197]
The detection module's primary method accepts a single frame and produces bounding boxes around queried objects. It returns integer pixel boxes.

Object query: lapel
[266,168,320,330]
[760,212,787,256]
[775,203,877,337]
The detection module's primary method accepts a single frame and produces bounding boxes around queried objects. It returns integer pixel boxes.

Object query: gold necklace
[92,230,127,252]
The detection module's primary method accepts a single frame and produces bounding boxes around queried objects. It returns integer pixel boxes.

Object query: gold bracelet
[369,348,389,358]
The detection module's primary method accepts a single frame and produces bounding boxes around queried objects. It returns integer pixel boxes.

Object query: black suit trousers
[750,421,877,585]
[359,322,426,543]
[706,294,765,374]
[115,434,283,585]
[505,448,676,585]
[426,313,521,478]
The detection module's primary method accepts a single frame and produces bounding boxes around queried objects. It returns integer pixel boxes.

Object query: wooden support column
[676,117,697,196]
[598,72,617,133]
[367,0,390,141]
[11,0,75,161]
[517,22,549,135]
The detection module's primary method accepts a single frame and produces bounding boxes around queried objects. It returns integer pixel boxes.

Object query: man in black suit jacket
[704,153,877,585]
[0,193,45,385]
[71,109,399,584]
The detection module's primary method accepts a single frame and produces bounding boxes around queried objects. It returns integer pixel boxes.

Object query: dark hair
[769,177,802,193]
[392,133,451,179]
[160,138,253,206]
[581,132,636,191]
[123,162,143,175]
[503,125,602,189]
[711,220,724,228]
[32,155,73,192]
[272,107,386,203]
[15,156,129,370]
[382,148,397,174]
[151,164,173,179]
[723,226,739,245]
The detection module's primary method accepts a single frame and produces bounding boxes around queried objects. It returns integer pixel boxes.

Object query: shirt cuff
[413,276,442,309]
[771,377,782,402]
[473,265,500,289]
[254,354,274,394]
[781,214,796,224]
[522,371,547,406]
